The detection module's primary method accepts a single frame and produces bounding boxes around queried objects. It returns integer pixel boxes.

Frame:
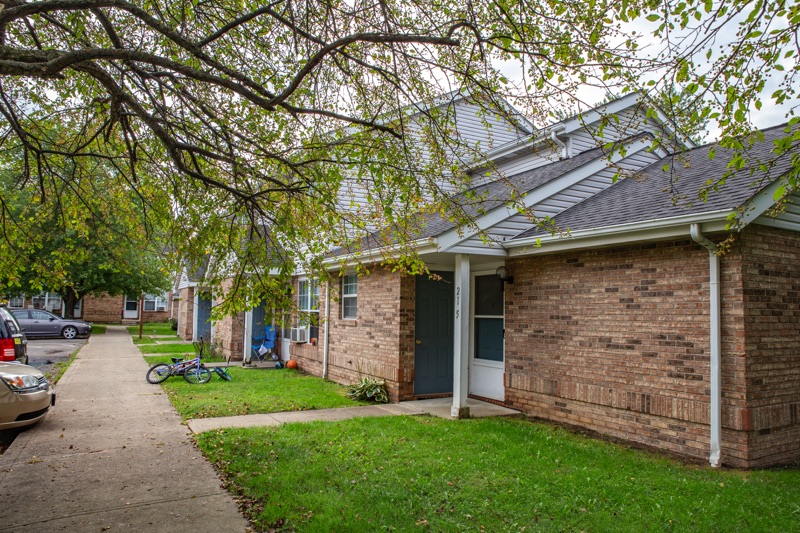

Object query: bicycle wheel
[146,363,171,384]
[184,365,212,384]
[213,366,232,381]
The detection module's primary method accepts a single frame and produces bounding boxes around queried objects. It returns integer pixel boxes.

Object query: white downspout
[550,130,568,159]
[323,280,331,379]
[690,224,722,467]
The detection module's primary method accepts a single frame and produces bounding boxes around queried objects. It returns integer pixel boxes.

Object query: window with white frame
[297,279,319,340]
[342,274,357,319]
[298,280,319,313]
[144,293,168,312]
[7,296,24,308]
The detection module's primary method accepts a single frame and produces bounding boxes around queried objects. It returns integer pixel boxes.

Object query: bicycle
[146,353,211,384]
[195,336,232,381]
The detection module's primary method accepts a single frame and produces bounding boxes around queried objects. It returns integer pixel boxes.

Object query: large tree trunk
[61,290,79,319]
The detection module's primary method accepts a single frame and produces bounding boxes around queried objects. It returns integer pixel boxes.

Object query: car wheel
[62,326,78,339]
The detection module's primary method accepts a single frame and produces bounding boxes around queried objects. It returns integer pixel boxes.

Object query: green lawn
[143,357,366,419]
[126,322,177,336]
[89,324,107,334]
[138,343,196,355]
[197,416,800,533]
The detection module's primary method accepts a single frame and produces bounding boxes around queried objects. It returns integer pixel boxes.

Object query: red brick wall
[505,239,753,467]
[82,294,124,323]
[739,225,800,468]
[178,287,194,340]
[289,269,415,402]
[214,280,245,360]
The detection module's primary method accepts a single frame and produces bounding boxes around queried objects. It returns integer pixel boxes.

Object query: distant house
[7,292,172,323]
[200,93,800,468]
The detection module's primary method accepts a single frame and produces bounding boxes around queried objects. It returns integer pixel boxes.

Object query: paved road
[25,338,87,373]
[0,326,248,532]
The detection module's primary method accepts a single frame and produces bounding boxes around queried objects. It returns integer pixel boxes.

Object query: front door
[195,294,212,342]
[469,274,505,400]
[123,296,139,319]
[414,272,454,396]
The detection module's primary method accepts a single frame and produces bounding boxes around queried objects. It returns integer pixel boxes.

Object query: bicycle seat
[171,357,183,364]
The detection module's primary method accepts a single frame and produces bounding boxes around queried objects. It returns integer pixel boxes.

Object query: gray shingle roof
[420,133,653,238]
[328,135,647,257]
[515,123,796,240]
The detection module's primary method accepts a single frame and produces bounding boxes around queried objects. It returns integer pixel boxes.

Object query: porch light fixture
[496,265,514,284]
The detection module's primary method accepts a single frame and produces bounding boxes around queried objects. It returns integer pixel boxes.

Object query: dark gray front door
[414,272,454,395]
[196,294,212,341]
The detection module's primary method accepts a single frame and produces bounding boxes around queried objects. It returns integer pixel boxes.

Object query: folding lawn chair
[249,325,277,364]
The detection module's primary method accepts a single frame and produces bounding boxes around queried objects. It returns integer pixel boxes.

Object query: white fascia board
[507,210,733,257]
[753,217,800,231]
[558,92,696,149]
[444,243,509,256]
[738,178,787,226]
[437,136,656,252]
[557,93,643,134]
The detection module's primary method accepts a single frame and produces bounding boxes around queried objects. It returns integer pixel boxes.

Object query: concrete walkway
[0,326,248,533]
[187,397,520,434]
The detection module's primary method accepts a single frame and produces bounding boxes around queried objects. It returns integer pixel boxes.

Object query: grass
[137,343,196,355]
[89,324,107,334]
[126,322,177,336]
[197,416,800,533]
[143,356,366,419]
[47,349,79,384]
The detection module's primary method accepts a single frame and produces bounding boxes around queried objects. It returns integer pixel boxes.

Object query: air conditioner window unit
[290,327,309,343]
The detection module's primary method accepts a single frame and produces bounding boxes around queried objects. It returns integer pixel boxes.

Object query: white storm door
[469,273,505,400]
[123,296,139,319]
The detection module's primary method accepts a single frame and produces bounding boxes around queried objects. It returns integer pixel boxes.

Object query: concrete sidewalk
[187,396,520,434]
[0,326,248,533]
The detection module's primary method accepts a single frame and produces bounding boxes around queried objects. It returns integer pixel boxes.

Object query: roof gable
[513,123,797,243]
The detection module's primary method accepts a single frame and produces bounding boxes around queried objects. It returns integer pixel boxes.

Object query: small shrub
[169,318,178,330]
[347,377,389,403]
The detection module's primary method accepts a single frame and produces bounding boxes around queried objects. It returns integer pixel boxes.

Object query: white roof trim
[738,178,789,226]
[507,210,733,257]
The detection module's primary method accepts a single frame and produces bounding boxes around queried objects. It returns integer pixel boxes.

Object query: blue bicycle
[146,354,211,384]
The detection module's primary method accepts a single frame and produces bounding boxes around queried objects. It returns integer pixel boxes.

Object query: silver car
[10,309,92,339]
[0,361,55,429]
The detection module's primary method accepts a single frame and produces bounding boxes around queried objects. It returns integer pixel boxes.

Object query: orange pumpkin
[286,359,298,369]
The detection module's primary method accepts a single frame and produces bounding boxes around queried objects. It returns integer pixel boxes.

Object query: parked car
[9,309,92,339]
[0,361,55,429]
[0,306,28,364]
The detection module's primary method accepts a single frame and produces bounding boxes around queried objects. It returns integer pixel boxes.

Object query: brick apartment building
[197,93,800,468]
[7,292,172,323]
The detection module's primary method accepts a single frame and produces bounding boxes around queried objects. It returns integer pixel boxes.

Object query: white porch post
[192,293,199,342]
[243,310,253,364]
[452,254,471,418]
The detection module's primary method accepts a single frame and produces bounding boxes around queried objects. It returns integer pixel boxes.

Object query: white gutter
[322,279,331,379]
[508,209,733,255]
[690,224,722,468]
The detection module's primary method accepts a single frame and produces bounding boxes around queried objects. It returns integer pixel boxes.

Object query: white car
[0,362,55,430]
